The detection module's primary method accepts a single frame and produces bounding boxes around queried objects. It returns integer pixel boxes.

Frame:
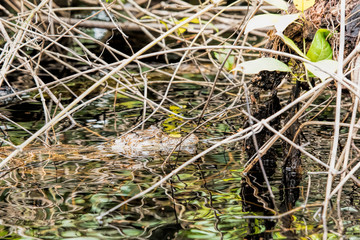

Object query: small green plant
[306,29,333,62]
[214,46,236,71]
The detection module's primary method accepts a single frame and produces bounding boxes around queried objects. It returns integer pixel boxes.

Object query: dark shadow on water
[241,88,303,239]
[241,160,277,239]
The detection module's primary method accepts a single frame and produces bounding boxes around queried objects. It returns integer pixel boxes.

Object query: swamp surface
[1,73,360,239]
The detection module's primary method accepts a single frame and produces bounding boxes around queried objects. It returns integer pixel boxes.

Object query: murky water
[1,80,360,239]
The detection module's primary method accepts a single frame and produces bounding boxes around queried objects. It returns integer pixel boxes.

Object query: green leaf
[306,29,333,62]
[214,48,235,71]
[245,14,299,34]
[233,58,291,74]
[264,0,288,11]
[304,60,338,81]
[281,35,308,59]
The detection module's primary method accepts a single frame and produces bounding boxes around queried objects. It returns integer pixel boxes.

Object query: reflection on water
[0,83,360,239]
[0,146,247,239]
[0,141,358,239]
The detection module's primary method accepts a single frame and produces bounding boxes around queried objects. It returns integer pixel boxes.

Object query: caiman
[111,125,199,158]
[0,126,199,160]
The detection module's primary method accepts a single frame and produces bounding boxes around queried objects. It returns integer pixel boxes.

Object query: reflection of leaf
[119,100,142,109]
[216,123,229,133]
[306,233,338,240]
[264,0,288,11]
[281,35,308,58]
[294,0,315,12]
[169,133,181,138]
[304,60,338,81]
[245,14,299,34]
[173,18,218,35]
[162,105,185,132]
[169,105,185,113]
[306,29,333,62]
[61,231,81,238]
[214,48,235,71]
[187,229,218,239]
[162,121,178,132]
[122,229,145,237]
[90,194,113,204]
[120,184,140,196]
[341,207,359,212]
[233,58,291,74]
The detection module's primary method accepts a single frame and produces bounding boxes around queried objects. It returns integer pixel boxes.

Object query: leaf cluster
[235,0,338,82]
